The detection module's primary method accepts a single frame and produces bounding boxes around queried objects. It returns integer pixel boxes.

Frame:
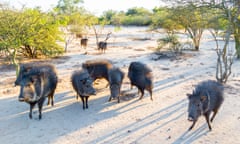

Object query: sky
[5,0,164,16]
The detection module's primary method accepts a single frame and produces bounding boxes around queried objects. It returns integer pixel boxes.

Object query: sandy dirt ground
[0,26,240,144]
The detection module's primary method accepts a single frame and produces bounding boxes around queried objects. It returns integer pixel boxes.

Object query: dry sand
[0,26,240,144]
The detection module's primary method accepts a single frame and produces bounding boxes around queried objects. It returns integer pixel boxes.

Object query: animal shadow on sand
[0,87,146,143]
[86,99,187,144]
[172,124,209,144]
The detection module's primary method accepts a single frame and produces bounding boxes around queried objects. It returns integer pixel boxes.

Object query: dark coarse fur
[71,70,96,109]
[82,59,113,84]
[98,41,107,53]
[18,67,58,119]
[128,61,153,100]
[187,80,224,131]
[15,63,57,106]
[81,38,88,49]
[108,67,125,103]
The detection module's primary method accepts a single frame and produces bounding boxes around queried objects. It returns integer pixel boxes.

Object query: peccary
[128,61,153,100]
[18,67,58,119]
[81,38,88,49]
[187,80,224,131]
[98,41,107,53]
[71,70,96,109]
[82,59,113,86]
[108,67,125,103]
[15,63,57,106]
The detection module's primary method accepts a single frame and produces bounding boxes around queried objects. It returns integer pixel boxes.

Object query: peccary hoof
[188,127,193,131]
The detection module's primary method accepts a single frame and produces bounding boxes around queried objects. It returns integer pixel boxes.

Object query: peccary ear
[200,95,207,102]
[24,66,31,73]
[30,75,38,83]
[186,94,192,98]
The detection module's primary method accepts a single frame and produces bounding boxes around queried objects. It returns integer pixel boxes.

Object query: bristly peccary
[187,80,224,131]
[15,63,57,106]
[71,70,96,109]
[97,32,111,54]
[98,41,107,53]
[81,38,88,49]
[108,67,125,103]
[18,67,58,119]
[128,61,153,100]
[82,59,113,87]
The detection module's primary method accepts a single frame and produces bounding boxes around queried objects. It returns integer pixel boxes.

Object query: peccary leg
[149,90,153,101]
[38,98,45,120]
[47,95,51,106]
[47,90,55,106]
[108,96,112,102]
[80,96,85,109]
[51,95,54,106]
[188,121,196,131]
[50,90,55,106]
[210,109,219,122]
[76,93,79,100]
[85,96,89,109]
[139,88,144,100]
[204,112,212,131]
[29,103,35,119]
[117,88,120,103]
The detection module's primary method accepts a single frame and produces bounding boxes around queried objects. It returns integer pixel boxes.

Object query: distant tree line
[100,7,153,26]
[100,2,239,58]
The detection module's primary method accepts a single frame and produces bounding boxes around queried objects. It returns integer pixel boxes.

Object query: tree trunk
[194,45,199,51]
[234,35,240,59]
[232,0,240,59]
[92,26,99,47]
[11,49,19,76]
[187,28,203,51]
[193,37,200,51]
[65,41,68,52]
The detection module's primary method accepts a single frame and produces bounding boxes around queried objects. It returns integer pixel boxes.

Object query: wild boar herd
[14,59,224,131]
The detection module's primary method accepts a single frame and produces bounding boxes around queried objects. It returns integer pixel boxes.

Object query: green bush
[157,34,181,53]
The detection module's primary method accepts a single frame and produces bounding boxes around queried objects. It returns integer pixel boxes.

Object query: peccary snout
[187,101,203,122]
[18,85,25,102]
[18,77,39,103]
[110,84,120,99]
[81,78,96,96]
